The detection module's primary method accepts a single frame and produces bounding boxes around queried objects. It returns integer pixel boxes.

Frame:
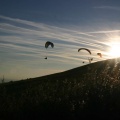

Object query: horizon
[1,56,119,82]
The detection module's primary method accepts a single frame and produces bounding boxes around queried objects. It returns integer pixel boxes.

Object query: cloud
[94,6,120,11]
[0,15,113,80]
[86,30,120,34]
[0,15,103,56]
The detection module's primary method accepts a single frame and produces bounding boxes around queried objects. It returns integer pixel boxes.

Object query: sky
[1,0,120,81]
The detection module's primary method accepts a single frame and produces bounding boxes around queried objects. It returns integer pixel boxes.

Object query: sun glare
[109,43,120,58]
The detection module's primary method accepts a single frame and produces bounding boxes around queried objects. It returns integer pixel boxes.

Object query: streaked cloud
[0,15,116,80]
[86,30,120,34]
[94,6,120,11]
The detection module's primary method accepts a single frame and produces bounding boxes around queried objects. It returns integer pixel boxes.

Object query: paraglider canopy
[45,41,54,49]
[97,53,102,58]
[78,48,91,55]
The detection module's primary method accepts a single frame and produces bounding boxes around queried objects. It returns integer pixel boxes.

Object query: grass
[0,58,120,119]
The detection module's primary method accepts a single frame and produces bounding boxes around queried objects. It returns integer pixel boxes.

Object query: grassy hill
[1,58,120,120]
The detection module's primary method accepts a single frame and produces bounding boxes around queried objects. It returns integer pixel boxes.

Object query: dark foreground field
[1,58,120,120]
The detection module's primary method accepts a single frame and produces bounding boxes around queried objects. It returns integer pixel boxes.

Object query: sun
[109,43,120,58]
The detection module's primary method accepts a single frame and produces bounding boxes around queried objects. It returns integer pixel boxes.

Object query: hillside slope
[29,57,120,80]
[0,58,120,120]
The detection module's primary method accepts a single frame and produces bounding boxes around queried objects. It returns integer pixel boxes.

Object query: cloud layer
[0,15,119,80]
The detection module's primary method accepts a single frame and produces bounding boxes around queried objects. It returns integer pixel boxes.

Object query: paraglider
[44,41,54,59]
[88,57,93,63]
[44,57,47,59]
[97,53,102,58]
[90,58,93,61]
[78,48,92,64]
[78,48,91,55]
